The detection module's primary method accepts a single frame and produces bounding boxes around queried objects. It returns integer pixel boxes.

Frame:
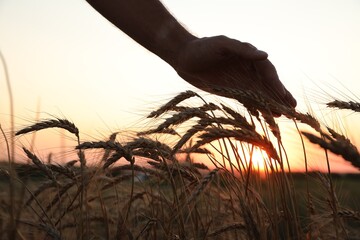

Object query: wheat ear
[16,118,79,138]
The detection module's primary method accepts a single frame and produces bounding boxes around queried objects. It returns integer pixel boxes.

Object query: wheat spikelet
[147,90,198,118]
[125,137,173,162]
[290,111,321,132]
[193,128,279,161]
[138,128,179,136]
[145,108,209,135]
[76,141,123,150]
[22,147,58,183]
[16,118,79,138]
[337,210,360,221]
[187,168,219,204]
[327,127,348,142]
[172,124,207,154]
[191,162,210,170]
[76,141,134,166]
[221,104,255,130]
[209,87,323,139]
[65,160,78,167]
[213,87,290,126]
[173,113,251,154]
[154,102,219,115]
[211,87,270,110]
[177,147,212,155]
[302,130,360,171]
[198,102,221,113]
[261,111,281,139]
[101,132,118,162]
[49,164,76,180]
[217,87,320,132]
[103,152,126,169]
[147,160,168,170]
[327,100,360,112]
[131,149,163,162]
[202,116,244,129]
[211,88,294,139]
[125,137,172,153]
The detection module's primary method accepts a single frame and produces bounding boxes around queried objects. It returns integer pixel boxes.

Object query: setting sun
[248,148,267,171]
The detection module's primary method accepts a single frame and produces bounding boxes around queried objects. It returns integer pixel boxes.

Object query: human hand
[175,35,297,111]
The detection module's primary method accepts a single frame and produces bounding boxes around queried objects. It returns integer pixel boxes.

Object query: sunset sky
[1,0,360,172]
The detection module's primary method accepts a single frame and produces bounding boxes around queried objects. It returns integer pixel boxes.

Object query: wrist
[155,19,197,68]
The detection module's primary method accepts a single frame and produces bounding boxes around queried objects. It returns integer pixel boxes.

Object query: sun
[248,148,267,171]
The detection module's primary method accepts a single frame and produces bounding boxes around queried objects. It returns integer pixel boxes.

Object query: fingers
[221,37,297,108]
[284,89,297,108]
[253,59,297,108]
[253,59,286,95]
[223,38,268,60]
[177,35,297,110]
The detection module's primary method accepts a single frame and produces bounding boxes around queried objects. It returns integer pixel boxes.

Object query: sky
[1,0,360,172]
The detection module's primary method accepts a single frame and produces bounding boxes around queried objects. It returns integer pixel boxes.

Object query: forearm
[86,0,197,67]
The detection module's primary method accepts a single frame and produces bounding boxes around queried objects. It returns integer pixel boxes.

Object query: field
[1,89,360,239]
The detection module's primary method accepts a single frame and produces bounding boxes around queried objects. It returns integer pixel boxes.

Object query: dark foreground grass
[0,164,359,239]
[0,89,360,239]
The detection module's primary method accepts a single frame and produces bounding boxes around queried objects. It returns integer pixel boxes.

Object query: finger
[253,59,286,97]
[223,39,268,60]
[284,89,297,108]
[254,60,297,108]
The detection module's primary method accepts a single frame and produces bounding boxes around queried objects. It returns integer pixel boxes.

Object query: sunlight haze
[1,0,360,172]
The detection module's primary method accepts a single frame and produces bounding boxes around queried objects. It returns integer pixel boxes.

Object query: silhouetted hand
[175,35,297,109]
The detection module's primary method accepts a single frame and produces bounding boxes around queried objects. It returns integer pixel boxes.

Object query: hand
[175,35,297,111]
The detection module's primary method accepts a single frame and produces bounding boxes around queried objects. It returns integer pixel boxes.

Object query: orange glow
[248,148,267,172]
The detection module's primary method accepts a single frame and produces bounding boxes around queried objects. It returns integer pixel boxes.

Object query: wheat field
[1,89,360,239]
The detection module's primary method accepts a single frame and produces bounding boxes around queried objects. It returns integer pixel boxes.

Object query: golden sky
[1,0,360,172]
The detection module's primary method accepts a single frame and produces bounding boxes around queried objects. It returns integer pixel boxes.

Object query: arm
[85,0,196,68]
[86,0,297,110]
